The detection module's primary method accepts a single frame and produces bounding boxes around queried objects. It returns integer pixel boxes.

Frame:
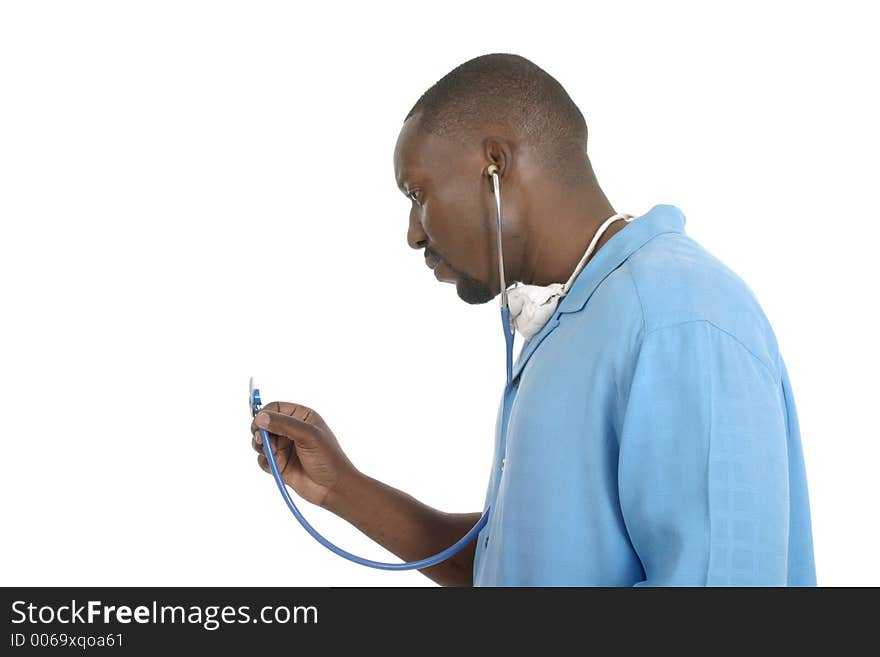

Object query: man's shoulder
[622,232,782,374]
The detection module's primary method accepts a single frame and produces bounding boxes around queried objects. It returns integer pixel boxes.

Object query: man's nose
[407,210,428,250]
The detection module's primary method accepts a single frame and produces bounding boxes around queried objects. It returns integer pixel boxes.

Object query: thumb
[255,410,319,451]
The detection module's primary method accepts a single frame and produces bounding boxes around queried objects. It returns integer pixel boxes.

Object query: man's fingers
[256,444,300,475]
[250,400,328,435]
[251,401,284,435]
[252,429,275,449]
[252,433,273,453]
[252,432,288,456]
[252,428,276,446]
[254,410,319,449]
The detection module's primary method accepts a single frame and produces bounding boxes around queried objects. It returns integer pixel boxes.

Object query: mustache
[425,249,444,264]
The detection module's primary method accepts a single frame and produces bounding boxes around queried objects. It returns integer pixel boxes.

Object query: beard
[452,266,496,305]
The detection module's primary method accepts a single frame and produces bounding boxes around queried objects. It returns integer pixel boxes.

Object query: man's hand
[249,400,479,585]
[250,401,358,509]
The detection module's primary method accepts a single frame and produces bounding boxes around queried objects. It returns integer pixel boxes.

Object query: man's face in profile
[393,115,498,305]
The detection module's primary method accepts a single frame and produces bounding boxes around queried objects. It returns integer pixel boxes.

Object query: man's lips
[425,255,453,281]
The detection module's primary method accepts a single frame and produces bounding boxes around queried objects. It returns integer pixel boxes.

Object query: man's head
[393,53,595,304]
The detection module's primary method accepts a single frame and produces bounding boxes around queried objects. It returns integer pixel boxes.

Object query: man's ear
[482,137,512,178]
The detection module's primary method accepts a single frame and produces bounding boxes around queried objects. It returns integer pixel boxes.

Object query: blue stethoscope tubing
[251,307,512,570]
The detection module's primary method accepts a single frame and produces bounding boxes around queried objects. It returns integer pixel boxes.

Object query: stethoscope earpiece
[486,163,500,178]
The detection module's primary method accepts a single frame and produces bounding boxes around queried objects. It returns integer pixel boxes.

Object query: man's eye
[409,190,420,204]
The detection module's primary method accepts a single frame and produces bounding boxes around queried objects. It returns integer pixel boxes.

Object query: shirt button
[501,457,506,471]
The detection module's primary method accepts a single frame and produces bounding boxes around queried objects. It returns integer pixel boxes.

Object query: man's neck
[520,187,625,287]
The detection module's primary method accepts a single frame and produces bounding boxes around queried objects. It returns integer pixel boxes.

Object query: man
[250,53,816,586]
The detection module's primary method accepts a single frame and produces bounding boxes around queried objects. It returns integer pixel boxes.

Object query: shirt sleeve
[617,320,791,586]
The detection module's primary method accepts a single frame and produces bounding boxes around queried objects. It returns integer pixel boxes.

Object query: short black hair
[404,53,589,183]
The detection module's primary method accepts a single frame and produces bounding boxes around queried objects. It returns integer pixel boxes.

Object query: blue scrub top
[472,204,817,586]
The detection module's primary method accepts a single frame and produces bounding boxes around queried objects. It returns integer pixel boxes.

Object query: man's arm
[326,473,481,586]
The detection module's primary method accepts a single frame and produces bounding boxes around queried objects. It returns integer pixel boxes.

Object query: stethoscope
[251,164,618,570]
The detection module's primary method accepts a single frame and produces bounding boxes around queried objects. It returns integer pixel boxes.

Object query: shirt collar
[510,203,687,383]
[556,203,687,316]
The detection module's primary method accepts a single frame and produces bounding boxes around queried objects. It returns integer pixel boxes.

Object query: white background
[1,1,877,586]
